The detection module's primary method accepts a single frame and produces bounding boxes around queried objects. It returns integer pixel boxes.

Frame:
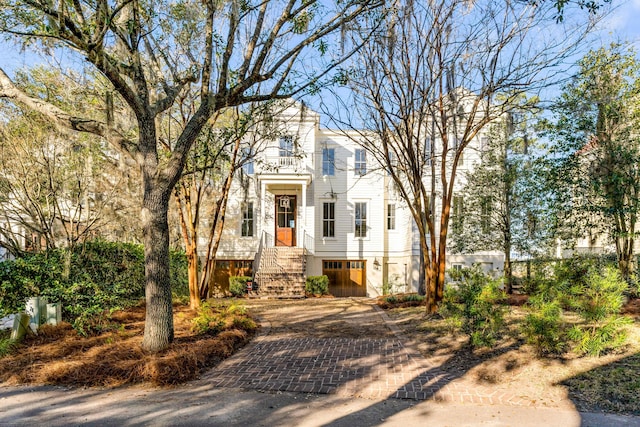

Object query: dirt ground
[383,301,640,414]
[244,297,395,339]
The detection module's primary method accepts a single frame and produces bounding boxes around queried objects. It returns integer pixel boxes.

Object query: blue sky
[1,1,639,88]
[604,0,640,45]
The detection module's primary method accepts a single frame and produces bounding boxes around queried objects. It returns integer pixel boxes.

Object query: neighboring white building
[212,101,504,297]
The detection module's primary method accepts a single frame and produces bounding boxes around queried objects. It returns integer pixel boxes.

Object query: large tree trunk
[141,186,174,352]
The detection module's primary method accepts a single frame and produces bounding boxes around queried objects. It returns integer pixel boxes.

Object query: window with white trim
[323,202,335,237]
[387,204,396,230]
[322,148,335,176]
[354,202,367,237]
[354,149,366,175]
[241,202,254,237]
[241,147,254,175]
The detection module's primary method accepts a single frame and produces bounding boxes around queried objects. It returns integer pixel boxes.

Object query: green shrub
[553,255,617,288]
[0,240,188,334]
[229,276,251,297]
[523,297,568,355]
[0,336,16,358]
[385,295,398,304]
[403,294,424,302]
[191,301,255,335]
[567,267,631,356]
[382,294,424,304]
[442,266,507,348]
[232,316,257,330]
[191,301,226,335]
[305,275,329,296]
[170,250,189,298]
[524,266,632,357]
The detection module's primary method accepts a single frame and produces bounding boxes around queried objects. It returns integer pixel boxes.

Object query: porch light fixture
[373,258,380,270]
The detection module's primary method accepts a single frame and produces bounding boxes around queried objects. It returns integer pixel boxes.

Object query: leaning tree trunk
[141,186,175,352]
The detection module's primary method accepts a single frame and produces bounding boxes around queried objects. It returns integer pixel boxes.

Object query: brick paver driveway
[202,299,532,405]
[203,299,434,399]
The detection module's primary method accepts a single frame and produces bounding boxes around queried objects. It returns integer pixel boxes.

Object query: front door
[275,195,296,246]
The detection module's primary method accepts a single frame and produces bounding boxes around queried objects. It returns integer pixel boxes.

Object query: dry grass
[0,303,257,388]
[385,298,640,414]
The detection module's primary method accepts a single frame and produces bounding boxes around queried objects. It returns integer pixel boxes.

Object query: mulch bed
[623,297,640,317]
[0,304,256,387]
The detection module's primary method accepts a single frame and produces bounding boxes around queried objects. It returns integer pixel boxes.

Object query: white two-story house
[211,101,504,297]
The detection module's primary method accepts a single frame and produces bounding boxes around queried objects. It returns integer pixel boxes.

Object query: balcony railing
[262,155,306,173]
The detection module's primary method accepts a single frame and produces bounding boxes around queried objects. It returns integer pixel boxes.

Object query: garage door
[322,260,366,297]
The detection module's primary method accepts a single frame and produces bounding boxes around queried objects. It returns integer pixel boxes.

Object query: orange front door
[275,195,296,246]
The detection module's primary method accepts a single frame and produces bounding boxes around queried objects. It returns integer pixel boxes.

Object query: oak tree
[0,0,384,351]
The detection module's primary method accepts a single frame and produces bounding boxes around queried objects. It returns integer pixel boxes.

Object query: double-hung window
[241,202,254,237]
[241,147,254,175]
[322,148,335,176]
[354,149,366,175]
[387,204,396,230]
[354,202,367,237]
[323,202,335,237]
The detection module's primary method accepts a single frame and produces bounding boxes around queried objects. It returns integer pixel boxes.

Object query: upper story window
[323,202,335,237]
[241,147,254,175]
[279,136,295,167]
[241,202,254,237]
[322,148,335,176]
[354,149,366,175]
[387,204,396,230]
[354,202,367,238]
[387,151,396,175]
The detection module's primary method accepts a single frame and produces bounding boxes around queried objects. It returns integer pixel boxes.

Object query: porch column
[301,183,307,247]
[261,181,266,238]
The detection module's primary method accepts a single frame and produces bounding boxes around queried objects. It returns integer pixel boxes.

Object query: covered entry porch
[257,175,313,251]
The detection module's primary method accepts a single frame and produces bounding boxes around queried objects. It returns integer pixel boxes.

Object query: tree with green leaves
[0,67,139,258]
[0,0,385,351]
[547,44,640,280]
[451,105,551,292]
[329,0,598,313]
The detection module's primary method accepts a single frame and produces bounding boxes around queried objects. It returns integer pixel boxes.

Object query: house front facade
[211,101,504,297]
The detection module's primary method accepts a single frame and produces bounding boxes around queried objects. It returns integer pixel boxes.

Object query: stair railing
[253,231,278,275]
[252,231,267,289]
[302,229,314,255]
